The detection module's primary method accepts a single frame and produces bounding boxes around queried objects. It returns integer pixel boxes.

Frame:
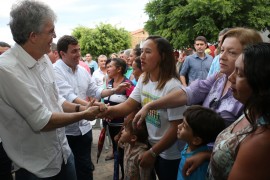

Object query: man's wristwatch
[149,148,157,158]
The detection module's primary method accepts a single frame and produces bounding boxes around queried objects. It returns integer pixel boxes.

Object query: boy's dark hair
[125,118,148,144]
[184,105,225,145]
[195,36,207,44]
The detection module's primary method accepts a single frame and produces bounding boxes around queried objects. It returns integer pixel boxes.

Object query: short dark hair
[111,58,127,75]
[57,35,78,58]
[195,36,207,44]
[0,42,11,48]
[183,105,225,145]
[134,56,141,70]
[124,118,148,144]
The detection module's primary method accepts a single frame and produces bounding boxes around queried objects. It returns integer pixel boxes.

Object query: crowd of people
[1,0,270,180]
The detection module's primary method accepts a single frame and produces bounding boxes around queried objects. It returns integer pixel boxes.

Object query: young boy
[118,118,153,180]
[177,105,225,180]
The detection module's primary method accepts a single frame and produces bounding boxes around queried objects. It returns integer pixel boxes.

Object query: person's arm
[228,129,270,179]
[41,105,100,131]
[97,97,140,120]
[134,89,187,126]
[180,75,187,87]
[179,57,189,87]
[139,120,182,168]
[182,151,211,177]
[100,82,131,98]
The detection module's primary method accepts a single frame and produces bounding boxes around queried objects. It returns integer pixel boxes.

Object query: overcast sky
[0,0,150,45]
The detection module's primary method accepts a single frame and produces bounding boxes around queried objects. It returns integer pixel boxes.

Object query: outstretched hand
[133,105,150,128]
[115,82,132,93]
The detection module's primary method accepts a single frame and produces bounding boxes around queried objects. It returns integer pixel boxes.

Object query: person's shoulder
[206,53,213,60]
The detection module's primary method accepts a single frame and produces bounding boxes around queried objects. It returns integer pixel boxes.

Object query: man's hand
[83,105,100,121]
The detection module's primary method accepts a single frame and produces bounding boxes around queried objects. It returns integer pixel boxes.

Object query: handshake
[81,100,110,121]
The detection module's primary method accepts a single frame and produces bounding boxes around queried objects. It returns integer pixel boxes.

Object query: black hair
[184,105,225,145]
[124,118,148,144]
[111,58,127,75]
[57,35,78,59]
[0,42,11,48]
[134,56,142,70]
[133,47,141,57]
[243,42,270,131]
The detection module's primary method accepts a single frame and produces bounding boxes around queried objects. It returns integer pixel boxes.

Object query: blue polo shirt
[180,53,213,84]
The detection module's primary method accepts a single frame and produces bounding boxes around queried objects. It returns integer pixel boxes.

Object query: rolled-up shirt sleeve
[0,68,51,131]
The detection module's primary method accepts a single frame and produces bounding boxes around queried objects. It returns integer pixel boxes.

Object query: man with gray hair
[92,54,108,88]
[48,42,59,63]
[0,1,103,179]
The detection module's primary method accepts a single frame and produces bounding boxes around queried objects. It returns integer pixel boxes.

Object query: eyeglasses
[38,30,56,37]
[209,98,221,109]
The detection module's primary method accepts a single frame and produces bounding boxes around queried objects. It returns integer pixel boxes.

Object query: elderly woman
[208,42,270,179]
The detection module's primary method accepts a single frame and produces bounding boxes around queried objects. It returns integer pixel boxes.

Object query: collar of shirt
[58,59,78,74]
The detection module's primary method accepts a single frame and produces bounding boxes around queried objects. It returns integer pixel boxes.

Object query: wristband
[110,88,115,94]
[75,104,80,112]
[149,148,157,158]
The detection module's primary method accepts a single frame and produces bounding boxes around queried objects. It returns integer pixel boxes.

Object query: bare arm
[100,82,131,98]
[228,129,270,179]
[139,120,182,168]
[97,98,140,119]
[180,75,187,87]
[134,89,187,127]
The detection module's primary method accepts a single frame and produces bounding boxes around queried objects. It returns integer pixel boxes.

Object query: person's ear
[60,51,65,59]
[130,134,137,143]
[29,32,39,43]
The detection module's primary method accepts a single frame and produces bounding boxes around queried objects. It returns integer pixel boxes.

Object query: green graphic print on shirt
[142,91,160,128]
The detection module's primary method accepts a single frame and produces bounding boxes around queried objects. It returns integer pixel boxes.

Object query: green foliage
[144,0,270,49]
[72,23,131,58]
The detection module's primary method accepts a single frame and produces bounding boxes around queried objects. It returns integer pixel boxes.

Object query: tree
[72,23,131,58]
[144,0,270,49]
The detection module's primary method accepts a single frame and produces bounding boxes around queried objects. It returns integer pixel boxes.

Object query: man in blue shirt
[180,36,213,86]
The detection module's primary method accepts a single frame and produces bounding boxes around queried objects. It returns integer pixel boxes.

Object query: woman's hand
[133,104,150,128]
[182,151,211,177]
[139,150,156,169]
[115,82,131,93]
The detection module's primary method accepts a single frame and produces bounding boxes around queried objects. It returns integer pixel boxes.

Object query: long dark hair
[243,42,270,132]
[142,35,179,90]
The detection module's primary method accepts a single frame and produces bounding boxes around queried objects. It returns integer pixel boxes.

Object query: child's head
[177,105,225,146]
[120,118,148,144]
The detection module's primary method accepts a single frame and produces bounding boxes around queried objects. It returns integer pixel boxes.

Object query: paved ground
[92,122,114,180]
